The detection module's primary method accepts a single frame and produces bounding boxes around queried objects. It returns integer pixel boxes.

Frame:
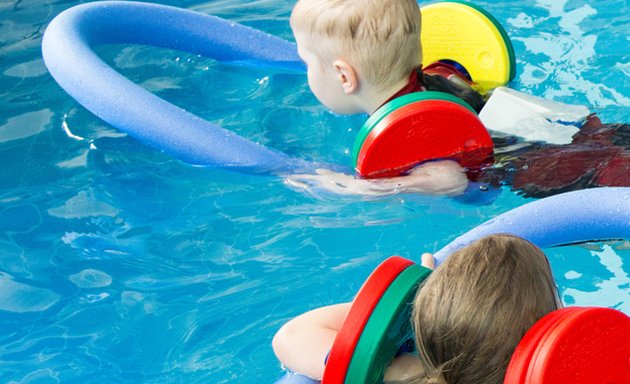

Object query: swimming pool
[1,0,628,382]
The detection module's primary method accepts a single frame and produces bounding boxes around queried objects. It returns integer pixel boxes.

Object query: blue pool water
[1,0,629,382]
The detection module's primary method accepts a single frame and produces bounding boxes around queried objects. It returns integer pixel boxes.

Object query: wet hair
[412,234,560,384]
[290,0,421,92]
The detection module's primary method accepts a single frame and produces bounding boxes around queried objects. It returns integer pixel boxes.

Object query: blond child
[290,0,482,115]
[288,0,484,196]
[272,234,561,383]
[291,0,421,115]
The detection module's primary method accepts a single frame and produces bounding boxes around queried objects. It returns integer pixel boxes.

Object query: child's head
[412,234,560,384]
[290,0,421,114]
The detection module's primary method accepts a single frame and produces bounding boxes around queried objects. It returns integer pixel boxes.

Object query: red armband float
[506,306,630,383]
[322,257,431,384]
[352,92,494,179]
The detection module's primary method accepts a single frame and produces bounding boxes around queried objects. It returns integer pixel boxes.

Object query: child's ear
[333,60,358,94]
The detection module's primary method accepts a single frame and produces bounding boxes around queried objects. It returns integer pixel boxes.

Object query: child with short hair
[290,0,483,115]
[287,0,485,196]
[289,0,630,198]
[272,234,561,382]
[290,0,423,115]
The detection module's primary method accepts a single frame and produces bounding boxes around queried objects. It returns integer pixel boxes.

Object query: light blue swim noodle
[434,187,630,265]
[42,1,317,173]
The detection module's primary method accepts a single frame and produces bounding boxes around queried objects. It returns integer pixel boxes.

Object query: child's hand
[285,168,375,195]
[284,160,468,197]
[383,353,424,384]
[286,168,413,195]
[421,253,435,270]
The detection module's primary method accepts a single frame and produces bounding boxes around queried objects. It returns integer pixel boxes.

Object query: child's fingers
[315,168,335,175]
[420,253,435,270]
[284,174,315,189]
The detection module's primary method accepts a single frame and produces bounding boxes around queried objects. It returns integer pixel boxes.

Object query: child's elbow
[272,321,297,361]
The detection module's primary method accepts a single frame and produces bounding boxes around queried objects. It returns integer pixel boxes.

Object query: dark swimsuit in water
[387,66,630,197]
[501,116,630,198]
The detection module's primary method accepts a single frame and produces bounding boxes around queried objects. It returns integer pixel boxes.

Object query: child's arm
[400,160,469,195]
[273,302,425,383]
[285,160,468,196]
[272,302,351,380]
[272,255,435,381]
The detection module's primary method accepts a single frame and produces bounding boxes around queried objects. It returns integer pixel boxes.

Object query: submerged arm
[285,160,469,196]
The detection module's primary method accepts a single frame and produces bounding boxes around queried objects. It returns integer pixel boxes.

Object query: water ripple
[0,273,60,313]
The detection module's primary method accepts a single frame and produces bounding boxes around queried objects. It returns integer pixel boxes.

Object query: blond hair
[290,0,421,91]
[412,235,560,384]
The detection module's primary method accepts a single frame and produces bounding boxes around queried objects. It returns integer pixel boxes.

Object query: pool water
[1,0,629,382]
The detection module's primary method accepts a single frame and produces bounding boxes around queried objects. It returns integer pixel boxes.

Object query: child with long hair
[273,234,561,383]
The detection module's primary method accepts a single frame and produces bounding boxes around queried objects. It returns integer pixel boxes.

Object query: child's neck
[362,75,418,115]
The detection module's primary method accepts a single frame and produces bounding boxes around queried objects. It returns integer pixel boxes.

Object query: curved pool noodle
[434,187,630,265]
[42,1,316,174]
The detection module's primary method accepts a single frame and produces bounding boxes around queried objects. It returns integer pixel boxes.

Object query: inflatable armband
[322,257,431,384]
[352,92,494,178]
[506,307,630,383]
[421,1,516,94]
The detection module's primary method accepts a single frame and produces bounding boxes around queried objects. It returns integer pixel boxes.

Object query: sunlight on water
[563,245,630,313]
[0,272,61,313]
[512,0,630,110]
